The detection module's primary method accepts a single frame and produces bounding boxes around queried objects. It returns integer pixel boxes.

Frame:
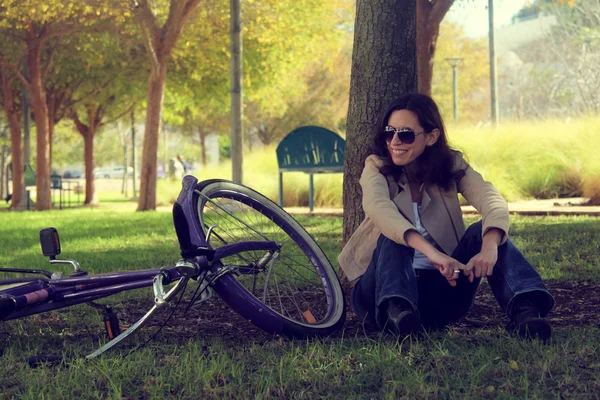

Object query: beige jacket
[338,154,509,282]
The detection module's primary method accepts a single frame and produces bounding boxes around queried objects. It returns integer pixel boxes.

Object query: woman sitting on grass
[338,93,554,339]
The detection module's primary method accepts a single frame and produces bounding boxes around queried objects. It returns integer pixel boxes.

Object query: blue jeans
[351,221,555,330]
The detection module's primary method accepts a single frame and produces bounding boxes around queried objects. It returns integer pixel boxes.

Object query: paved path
[284,197,600,216]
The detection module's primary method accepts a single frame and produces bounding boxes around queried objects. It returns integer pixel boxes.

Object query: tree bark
[416,0,454,96]
[137,63,167,211]
[198,125,207,166]
[47,94,55,168]
[71,106,101,206]
[26,26,52,210]
[1,71,26,210]
[343,0,418,248]
[83,129,98,205]
[0,126,8,200]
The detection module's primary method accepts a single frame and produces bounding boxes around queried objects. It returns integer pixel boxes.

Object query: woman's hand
[426,251,466,287]
[464,228,503,282]
[465,246,498,283]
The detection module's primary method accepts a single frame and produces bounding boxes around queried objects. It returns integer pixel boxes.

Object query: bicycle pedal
[103,306,121,340]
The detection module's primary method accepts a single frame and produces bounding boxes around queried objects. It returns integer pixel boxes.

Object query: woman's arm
[457,160,510,244]
[359,156,416,246]
[404,230,466,286]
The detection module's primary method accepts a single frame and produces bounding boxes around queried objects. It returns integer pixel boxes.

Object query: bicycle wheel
[193,179,345,338]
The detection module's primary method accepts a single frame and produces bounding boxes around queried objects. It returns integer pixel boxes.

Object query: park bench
[23,164,81,209]
[276,126,345,212]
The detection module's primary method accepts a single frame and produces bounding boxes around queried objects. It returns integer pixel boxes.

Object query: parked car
[108,166,134,179]
[63,169,82,179]
[93,167,111,179]
[93,166,133,179]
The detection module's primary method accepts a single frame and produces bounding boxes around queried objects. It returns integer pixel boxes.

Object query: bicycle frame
[0,176,280,357]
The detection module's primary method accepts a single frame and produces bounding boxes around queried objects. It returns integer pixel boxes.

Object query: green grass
[1,210,599,398]
[2,329,599,398]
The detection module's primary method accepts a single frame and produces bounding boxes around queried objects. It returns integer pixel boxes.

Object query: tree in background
[67,28,144,205]
[0,122,9,202]
[244,42,353,145]
[0,70,25,209]
[431,21,490,123]
[0,0,128,210]
[162,0,352,166]
[130,0,202,211]
[489,0,595,119]
[416,0,454,96]
[545,0,600,115]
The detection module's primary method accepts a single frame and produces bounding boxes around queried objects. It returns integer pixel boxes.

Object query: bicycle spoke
[196,182,342,329]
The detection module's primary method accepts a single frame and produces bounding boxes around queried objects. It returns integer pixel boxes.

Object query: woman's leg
[452,221,554,317]
[351,234,419,330]
[416,270,482,330]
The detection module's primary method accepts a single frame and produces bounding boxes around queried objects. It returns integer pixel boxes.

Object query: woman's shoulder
[450,150,470,172]
[361,155,394,186]
[364,154,386,169]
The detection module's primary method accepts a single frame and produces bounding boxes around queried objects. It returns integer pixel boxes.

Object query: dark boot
[383,297,423,337]
[506,294,551,341]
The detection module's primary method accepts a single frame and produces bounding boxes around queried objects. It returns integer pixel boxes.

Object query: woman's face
[385,109,436,167]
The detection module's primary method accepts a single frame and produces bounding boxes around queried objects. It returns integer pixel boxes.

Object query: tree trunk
[416,2,436,96]
[133,0,201,210]
[1,72,26,210]
[83,130,98,205]
[0,126,11,201]
[0,126,7,200]
[137,63,167,211]
[27,34,52,210]
[122,138,128,196]
[416,0,454,96]
[343,0,417,248]
[71,107,101,206]
[199,125,207,166]
[47,95,56,168]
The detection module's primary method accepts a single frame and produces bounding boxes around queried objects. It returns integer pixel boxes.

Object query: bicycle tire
[193,179,345,338]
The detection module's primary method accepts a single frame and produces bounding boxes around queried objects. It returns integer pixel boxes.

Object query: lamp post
[488,0,499,126]
[445,57,463,124]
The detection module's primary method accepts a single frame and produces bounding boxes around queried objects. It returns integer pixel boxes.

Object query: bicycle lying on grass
[0,176,346,360]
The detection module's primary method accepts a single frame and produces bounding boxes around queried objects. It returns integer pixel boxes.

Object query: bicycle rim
[194,180,345,337]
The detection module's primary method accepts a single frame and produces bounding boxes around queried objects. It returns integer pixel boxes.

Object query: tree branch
[41,42,58,78]
[134,0,163,66]
[429,0,454,26]
[102,101,138,127]
[0,57,29,89]
[161,0,203,58]
[69,108,89,137]
[93,104,105,128]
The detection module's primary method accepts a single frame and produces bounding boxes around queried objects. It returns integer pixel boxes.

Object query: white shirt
[412,202,438,270]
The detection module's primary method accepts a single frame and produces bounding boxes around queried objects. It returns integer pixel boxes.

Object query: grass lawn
[1,207,599,398]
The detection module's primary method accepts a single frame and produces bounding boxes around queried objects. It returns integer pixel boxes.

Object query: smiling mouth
[391,149,408,155]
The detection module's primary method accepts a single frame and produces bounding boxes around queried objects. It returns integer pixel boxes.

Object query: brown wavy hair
[371,93,465,191]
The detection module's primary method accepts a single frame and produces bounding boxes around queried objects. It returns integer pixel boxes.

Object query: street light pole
[445,57,463,124]
[230,0,243,184]
[488,0,500,126]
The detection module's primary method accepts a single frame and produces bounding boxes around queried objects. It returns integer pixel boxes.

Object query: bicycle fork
[86,274,189,359]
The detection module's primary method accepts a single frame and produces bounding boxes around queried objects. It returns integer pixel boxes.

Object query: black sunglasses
[382,126,426,144]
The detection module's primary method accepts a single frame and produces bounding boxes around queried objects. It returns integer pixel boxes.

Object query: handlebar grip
[0,297,17,321]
